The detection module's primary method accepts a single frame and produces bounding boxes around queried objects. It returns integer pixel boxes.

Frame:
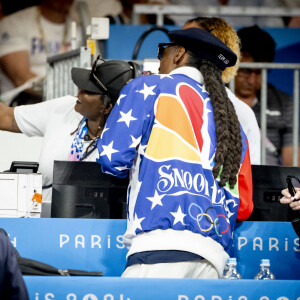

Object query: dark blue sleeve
[0,229,29,300]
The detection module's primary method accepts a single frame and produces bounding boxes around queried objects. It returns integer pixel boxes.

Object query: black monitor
[249,164,300,221]
[9,161,39,173]
[51,160,129,219]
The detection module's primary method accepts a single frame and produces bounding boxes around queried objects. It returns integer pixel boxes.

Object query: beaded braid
[223,94,243,187]
[199,59,242,188]
[186,51,242,188]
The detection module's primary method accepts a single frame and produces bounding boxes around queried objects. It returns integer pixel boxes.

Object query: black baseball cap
[168,27,237,71]
[72,59,140,102]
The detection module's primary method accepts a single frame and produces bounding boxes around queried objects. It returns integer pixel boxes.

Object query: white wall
[0,131,43,172]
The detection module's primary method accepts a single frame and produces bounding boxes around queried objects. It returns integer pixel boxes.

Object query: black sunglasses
[90,55,108,92]
[157,43,177,60]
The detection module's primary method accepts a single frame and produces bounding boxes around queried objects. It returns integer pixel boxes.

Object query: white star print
[101,125,109,137]
[129,135,142,148]
[117,109,137,127]
[146,190,165,210]
[159,74,173,79]
[115,165,129,171]
[100,141,119,161]
[138,83,156,100]
[170,205,186,225]
[116,94,126,105]
[197,83,208,94]
[139,144,147,156]
[133,213,145,231]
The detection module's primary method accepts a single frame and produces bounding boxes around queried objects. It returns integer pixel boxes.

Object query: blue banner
[233,221,300,279]
[0,218,127,276]
[24,277,300,300]
[1,218,300,279]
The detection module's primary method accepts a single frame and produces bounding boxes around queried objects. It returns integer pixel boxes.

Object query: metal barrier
[229,62,300,166]
[132,4,300,26]
[44,47,91,100]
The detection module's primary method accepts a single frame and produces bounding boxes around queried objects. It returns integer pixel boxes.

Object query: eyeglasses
[157,43,177,60]
[238,68,262,77]
[90,55,108,92]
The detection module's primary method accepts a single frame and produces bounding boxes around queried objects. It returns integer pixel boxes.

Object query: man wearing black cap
[98,27,253,279]
[0,58,140,204]
[235,25,300,166]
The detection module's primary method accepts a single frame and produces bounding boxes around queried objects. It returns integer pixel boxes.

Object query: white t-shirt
[0,6,81,104]
[14,96,99,203]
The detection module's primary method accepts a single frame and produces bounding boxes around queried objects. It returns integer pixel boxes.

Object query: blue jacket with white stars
[97,68,253,276]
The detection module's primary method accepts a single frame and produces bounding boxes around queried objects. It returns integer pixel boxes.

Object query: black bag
[16,256,103,276]
[8,231,103,276]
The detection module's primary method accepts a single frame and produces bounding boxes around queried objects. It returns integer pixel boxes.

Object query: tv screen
[249,164,300,221]
[51,161,129,219]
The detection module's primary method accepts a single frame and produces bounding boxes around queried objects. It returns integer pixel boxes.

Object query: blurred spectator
[168,0,285,27]
[120,0,174,24]
[281,0,300,27]
[235,25,300,166]
[69,0,124,24]
[0,0,82,106]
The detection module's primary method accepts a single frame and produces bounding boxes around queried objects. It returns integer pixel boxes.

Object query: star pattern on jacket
[100,141,119,161]
[117,109,137,127]
[116,94,126,105]
[146,190,165,210]
[137,83,156,101]
[170,205,186,225]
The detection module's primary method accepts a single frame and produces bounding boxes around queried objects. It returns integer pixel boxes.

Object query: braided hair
[186,51,242,188]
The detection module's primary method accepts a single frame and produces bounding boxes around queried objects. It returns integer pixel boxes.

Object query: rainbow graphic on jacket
[145,82,215,168]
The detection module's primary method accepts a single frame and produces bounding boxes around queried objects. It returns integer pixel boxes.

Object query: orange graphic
[146,89,202,162]
[32,193,42,204]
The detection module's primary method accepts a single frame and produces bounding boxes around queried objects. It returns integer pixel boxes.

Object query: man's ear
[173,46,186,64]
[104,103,113,115]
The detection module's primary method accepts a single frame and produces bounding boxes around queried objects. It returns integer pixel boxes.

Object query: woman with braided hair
[97,27,253,279]
[183,16,261,165]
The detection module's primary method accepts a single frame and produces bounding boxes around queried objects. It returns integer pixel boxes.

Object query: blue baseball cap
[168,27,237,71]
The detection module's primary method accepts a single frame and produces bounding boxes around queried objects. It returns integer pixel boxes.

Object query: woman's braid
[200,60,229,180]
[200,59,242,188]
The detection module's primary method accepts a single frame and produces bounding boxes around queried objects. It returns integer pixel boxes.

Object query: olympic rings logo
[188,203,229,237]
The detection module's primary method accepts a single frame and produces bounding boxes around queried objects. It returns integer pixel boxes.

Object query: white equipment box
[0,172,42,218]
